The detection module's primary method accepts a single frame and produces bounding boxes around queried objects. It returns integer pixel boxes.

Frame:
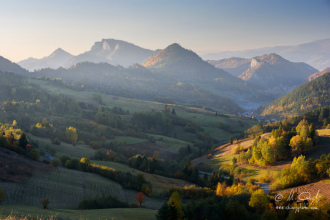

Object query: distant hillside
[18,48,74,71]
[142,43,224,80]
[306,67,330,82]
[33,62,242,112]
[241,54,316,90]
[0,56,28,75]
[209,54,317,91]
[142,43,265,102]
[65,39,155,67]
[256,72,330,118]
[207,57,250,77]
[203,38,330,70]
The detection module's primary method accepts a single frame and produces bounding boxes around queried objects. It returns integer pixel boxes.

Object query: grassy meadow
[28,135,97,159]
[0,205,157,220]
[91,161,193,196]
[0,168,164,210]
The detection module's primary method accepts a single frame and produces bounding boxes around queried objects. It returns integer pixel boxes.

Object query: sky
[0,0,330,62]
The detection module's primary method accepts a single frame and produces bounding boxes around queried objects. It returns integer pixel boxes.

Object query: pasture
[0,167,164,210]
[92,161,193,196]
[152,134,193,152]
[0,205,157,220]
[28,135,96,159]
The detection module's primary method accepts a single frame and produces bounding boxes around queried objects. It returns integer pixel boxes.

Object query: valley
[0,16,329,219]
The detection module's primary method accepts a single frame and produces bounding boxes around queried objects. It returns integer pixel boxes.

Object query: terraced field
[0,168,164,210]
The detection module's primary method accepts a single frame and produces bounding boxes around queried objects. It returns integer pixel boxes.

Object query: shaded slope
[0,56,29,75]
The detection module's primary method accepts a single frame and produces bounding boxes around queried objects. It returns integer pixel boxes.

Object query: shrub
[29,149,40,161]
[41,198,49,209]
[130,203,139,208]
[51,158,61,167]
[52,137,61,145]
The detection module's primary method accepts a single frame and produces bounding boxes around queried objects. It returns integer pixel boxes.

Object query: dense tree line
[78,195,129,210]
[271,153,330,191]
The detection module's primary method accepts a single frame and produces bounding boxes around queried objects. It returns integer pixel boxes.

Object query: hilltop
[18,48,74,71]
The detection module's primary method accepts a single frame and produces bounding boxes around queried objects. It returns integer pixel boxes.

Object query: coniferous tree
[18,133,28,148]
[171,108,176,115]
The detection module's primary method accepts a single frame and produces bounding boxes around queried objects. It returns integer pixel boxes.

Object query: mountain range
[2,38,329,112]
[18,39,156,71]
[142,43,269,104]
[203,38,330,70]
[208,53,317,92]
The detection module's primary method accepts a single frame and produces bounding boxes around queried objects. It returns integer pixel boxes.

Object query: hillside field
[0,205,157,220]
[0,167,164,210]
[92,160,193,196]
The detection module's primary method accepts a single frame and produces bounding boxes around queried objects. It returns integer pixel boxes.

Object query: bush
[51,158,61,167]
[29,149,40,161]
[52,137,61,145]
[41,198,49,209]
[130,203,139,208]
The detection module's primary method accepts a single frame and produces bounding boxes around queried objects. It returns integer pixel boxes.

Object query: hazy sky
[1,0,330,62]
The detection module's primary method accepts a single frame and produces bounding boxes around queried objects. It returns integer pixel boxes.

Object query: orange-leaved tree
[136,192,145,207]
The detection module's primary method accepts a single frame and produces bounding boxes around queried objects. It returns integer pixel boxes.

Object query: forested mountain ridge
[142,43,270,103]
[306,67,330,82]
[256,72,330,118]
[142,43,237,82]
[0,55,29,75]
